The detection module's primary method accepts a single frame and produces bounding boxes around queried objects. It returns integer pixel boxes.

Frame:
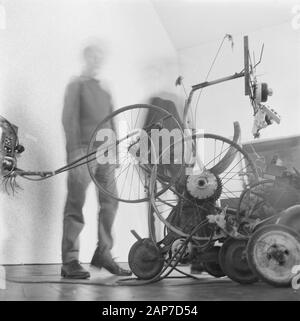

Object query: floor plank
[0,264,299,301]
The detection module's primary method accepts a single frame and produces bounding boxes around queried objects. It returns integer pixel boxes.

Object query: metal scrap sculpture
[1,35,299,287]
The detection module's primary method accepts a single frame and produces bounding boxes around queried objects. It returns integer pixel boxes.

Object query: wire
[6,222,209,287]
[193,35,231,127]
[117,219,213,286]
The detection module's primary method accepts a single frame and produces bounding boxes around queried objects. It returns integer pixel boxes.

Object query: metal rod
[191,71,245,91]
[244,35,250,96]
[183,71,245,126]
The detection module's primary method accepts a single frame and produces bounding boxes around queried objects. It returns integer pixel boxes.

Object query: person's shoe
[61,260,90,279]
[91,254,132,276]
[102,259,132,276]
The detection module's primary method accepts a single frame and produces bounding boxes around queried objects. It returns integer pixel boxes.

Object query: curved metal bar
[210,121,241,176]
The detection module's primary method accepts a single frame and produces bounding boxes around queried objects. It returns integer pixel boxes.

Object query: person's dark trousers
[62,148,118,264]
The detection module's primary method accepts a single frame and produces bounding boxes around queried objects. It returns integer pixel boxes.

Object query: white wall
[178,22,300,142]
[1,1,298,266]
[0,0,178,264]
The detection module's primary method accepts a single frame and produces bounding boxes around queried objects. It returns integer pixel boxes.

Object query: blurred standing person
[142,59,203,274]
[61,42,131,279]
[141,58,185,241]
[142,57,184,171]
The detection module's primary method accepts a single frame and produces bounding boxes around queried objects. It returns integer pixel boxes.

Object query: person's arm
[107,94,120,166]
[107,93,116,134]
[62,80,82,153]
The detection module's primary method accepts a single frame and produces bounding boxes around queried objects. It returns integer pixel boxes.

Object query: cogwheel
[186,170,222,201]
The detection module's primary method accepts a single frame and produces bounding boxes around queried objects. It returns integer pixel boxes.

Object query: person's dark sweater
[144,95,183,130]
[143,94,184,170]
[62,76,114,152]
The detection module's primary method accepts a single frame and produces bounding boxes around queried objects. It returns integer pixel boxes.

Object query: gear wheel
[186,170,222,201]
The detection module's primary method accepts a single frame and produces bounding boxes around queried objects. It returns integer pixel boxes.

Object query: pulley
[171,238,192,264]
[253,82,273,103]
[128,238,164,280]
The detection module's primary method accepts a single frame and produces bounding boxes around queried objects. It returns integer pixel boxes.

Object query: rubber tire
[219,238,259,284]
[203,247,226,278]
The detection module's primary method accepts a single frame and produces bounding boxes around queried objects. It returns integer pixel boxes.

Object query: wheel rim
[149,133,259,242]
[237,180,276,220]
[247,225,300,285]
[237,179,300,223]
[87,104,184,203]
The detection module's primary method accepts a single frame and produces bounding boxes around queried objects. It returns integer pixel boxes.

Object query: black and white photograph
[0,0,300,306]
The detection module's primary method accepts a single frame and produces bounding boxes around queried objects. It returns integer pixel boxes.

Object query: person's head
[82,43,105,77]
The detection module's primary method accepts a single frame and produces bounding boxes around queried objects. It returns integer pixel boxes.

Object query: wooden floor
[0,264,299,301]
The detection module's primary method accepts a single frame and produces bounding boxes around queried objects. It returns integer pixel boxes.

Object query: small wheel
[202,247,226,278]
[219,238,258,284]
[247,224,300,287]
[128,238,165,280]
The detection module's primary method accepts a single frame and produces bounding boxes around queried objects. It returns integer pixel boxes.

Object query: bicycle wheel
[87,104,184,203]
[149,132,259,242]
[237,179,277,222]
